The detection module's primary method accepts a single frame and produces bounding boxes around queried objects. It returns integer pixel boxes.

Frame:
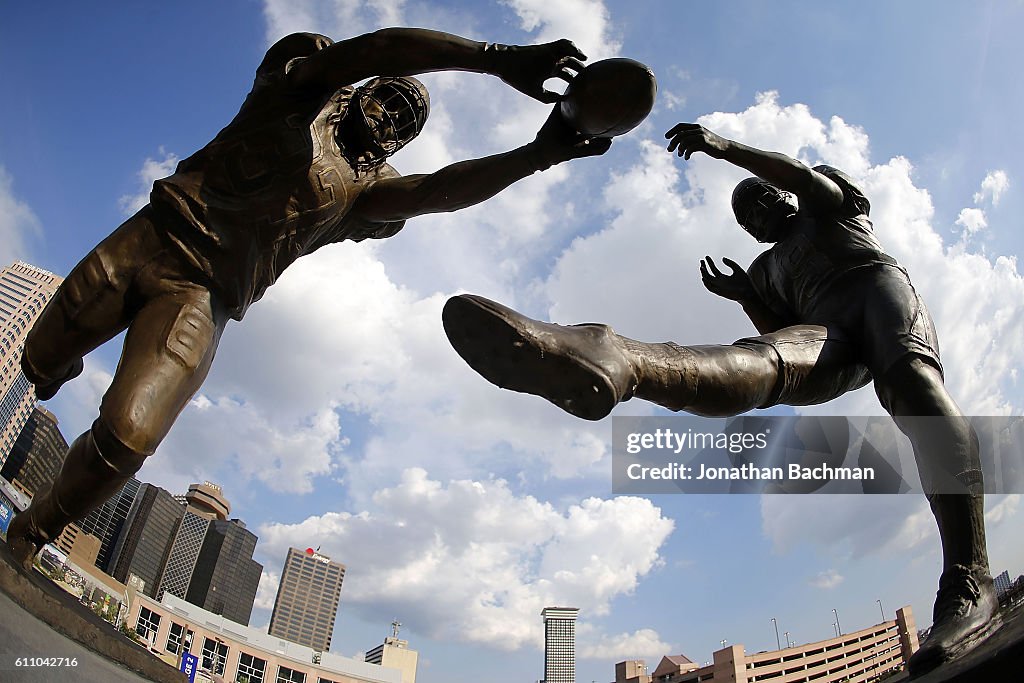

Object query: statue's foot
[4,512,47,571]
[442,294,637,420]
[908,564,1000,676]
[31,358,84,401]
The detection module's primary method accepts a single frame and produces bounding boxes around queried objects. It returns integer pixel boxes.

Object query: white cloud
[985,494,1020,526]
[258,468,674,651]
[254,569,281,610]
[502,0,620,60]
[808,569,844,590]
[118,148,178,216]
[0,165,42,266]
[579,628,672,659]
[973,170,1009,206]
[955,207,987,234]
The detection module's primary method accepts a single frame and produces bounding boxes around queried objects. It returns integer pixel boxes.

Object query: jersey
[747,166,893,322]
[746,167,941,378]
[150,33,404,320]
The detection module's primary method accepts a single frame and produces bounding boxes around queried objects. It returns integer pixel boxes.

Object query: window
[236,652,267,683]
[202,637,230,676]
[276,665,307,683]
[165,622,195,655]
[135,606,161,642]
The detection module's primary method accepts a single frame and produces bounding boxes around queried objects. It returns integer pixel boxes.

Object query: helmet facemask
[341,76,430,174]
[731,178,799,243]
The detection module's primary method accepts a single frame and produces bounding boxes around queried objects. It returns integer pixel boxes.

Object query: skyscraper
[187,518,262,625]
[155,482,262,626]
[0,405,68,497]
[269,547,346,651]
[542,607,579,683]
[109,482,186,597]
[0,261,62,466]
[73,476,141,572]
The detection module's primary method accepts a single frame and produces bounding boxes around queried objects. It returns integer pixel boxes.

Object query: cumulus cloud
[258,469,674,650]
[955,207,987,234]
[808,569,844,590]
[118,148,179,216]
[254,569,281,611]
[973,170,1009,206]
[0,165,42,266]
[579,628,673,659]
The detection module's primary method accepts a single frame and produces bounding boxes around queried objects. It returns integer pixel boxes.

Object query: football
[560,58,657,138]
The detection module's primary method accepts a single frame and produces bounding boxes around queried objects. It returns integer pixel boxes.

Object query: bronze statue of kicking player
[6,29,611,572]
[443,122,996,674]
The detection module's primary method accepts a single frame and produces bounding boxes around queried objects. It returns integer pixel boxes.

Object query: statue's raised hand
[489,39,587,103]
[700,256,755,302]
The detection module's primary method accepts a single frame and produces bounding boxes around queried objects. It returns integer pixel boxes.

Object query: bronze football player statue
[443,123,996,674]
[5,29,612,571]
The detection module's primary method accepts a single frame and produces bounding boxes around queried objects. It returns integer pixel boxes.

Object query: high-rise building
[269,547,346,651]
[0,405,68,497]
[0,261,62,466]
[994,569,1012,598]
[542,607,579,683]
[155,482,261,626]
[109,482,186,597]
[74,476,142,572]
[187,518,262,625]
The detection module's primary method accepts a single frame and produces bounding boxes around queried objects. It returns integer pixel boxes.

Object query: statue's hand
[700,256,755,302]
[528,104,612,170]
[489,39,587,103]
[666,123,730,160]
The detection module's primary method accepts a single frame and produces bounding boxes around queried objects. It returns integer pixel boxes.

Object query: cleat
[908,564,1000,675]
[442,294,637,421]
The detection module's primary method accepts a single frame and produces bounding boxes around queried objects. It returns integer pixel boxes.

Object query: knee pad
[91,417,149,478]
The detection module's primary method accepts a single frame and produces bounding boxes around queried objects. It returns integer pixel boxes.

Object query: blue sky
[3,2,1024,682]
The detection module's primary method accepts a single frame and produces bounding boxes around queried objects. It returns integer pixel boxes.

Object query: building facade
[0,261,62,466]
[0,405,67,497]
[542,607,579,683]
[269,547,346,652]
[74,475,142,572]
[365,631,418,683]
[155,482,261,625]
[187,518,262,624]
[127,592,404,683]
[629,606,918,683]
[109,482,185,597]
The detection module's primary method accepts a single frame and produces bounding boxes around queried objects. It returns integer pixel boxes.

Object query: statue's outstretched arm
[290,27,586,103]
[666,123,844,213]
[350,104,611,222]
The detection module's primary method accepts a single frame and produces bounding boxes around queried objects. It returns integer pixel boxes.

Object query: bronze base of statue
[895,605,1024,681]
[0,536,187,682]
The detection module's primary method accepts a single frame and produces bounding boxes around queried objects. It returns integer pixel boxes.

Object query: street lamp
[784,631,792,648]
[771,617,781,650]
[832,609,842,636]
[876,599,885,622]
[832,622,839,638]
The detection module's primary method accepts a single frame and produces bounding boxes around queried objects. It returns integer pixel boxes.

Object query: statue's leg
[7,279,226,569]
[21,206,167,400]
[442,294,868,419]
[876,357,996,673]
